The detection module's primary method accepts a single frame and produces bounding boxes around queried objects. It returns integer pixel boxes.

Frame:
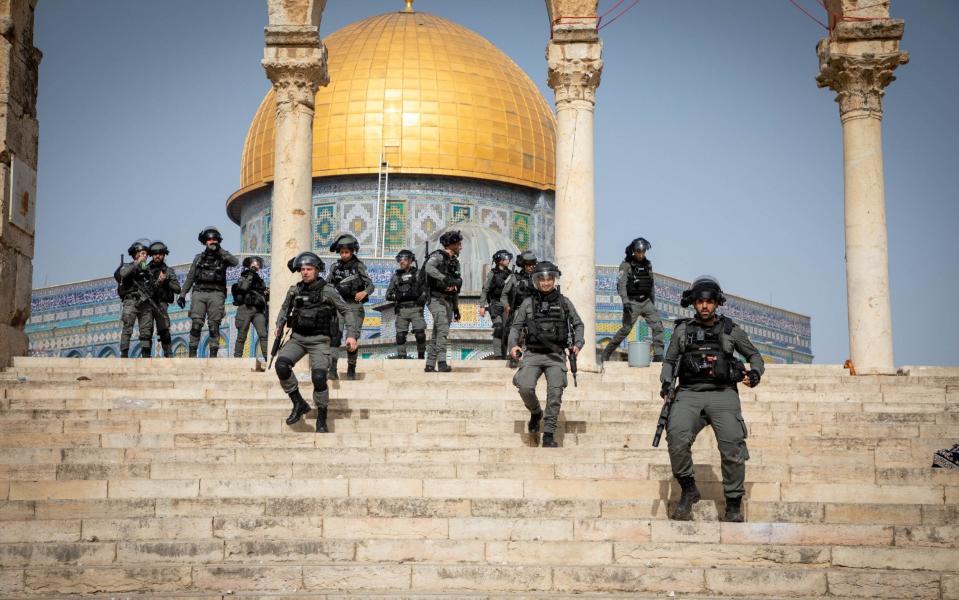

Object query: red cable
[598,0,640,30]
[599,0,627,20]
[786,0,829,29]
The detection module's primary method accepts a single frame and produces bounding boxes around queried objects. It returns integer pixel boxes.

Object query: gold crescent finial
[403,0,414,13]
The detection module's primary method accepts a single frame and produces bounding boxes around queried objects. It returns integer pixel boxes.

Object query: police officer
[177,226,239,357]
[424,230,463,372]
[500,250,538,368]
[275,252,358,432]
[601,237,665,364]
[326,234,374,380]
[385,249,427,359]
[661,276,764,522]
[232,256,269,359]
[114,239,156,358]
[146,241,181,358]
[479,249,512,358]
[508,261,584,448]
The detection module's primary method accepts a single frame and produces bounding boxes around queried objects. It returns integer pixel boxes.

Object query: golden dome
[230,9,556,213]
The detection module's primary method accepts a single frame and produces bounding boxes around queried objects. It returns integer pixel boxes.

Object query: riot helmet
[287,252,325,273]
[329,234,359,253]
[516,251,538,268]
[628,237,651,254]
[680,275,726,308]
[242,255,264,270]
[492,249,513,264]
[198,226,223,244]
[530,261,561,292]
[395,249,415,263]
[147,240,169,256]
[439,230,463,248]
[128,238,151,258]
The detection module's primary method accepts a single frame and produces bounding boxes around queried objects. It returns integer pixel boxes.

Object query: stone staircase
[0,357,957,599]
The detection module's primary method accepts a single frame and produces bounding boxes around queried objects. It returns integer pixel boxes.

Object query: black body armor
[677,317,745,387]
[232,269,267,310]
[328,257,368,303]
[289,280,335,336]
[426,251,462,297]
[488,267,510,302]
[525,291,570,354]
[195,251,227,289]
[392,269,422,304]
[625,259,654,301]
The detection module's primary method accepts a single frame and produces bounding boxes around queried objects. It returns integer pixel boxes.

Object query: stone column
[817,18,907,375]
[262,25,328,342]
[547,24,602,369]
[0,0,41,367]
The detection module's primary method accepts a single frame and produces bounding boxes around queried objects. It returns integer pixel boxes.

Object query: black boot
[315,406,328,433]
[437,362,452,373]
[671,476,701,521]
[346,364,357,380]
[389,346,407,359]
[424,364,436,373]
[528,411,543,433]
[724,496,744,522]
[188,345,198,358]
[139,344,151,358]
[161,343,173,358]
[285,391,311,425]
[209,347,218,358]
[120,349,129,358]
[417,350,425,359]
[329,357,338,380]
[541,432,558,448]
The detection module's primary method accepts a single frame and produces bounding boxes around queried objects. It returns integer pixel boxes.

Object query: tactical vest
[328,257,368,303]
[289,280,335,336]
[148,262,176,303]
[488,267,510,302]
[233,269,267,309]
[425,251,462,297]
[676,317,744,387]
[509,271,534,309]
[625,259,654,300]
[195,251,227,288]
[393,268,421,303]
[525,291,570,354]
[115,265,153,300]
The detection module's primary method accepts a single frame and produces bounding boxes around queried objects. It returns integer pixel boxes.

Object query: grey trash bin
[627,341,651,368]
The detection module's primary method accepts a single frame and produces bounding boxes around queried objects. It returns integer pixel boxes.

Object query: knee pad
[190,321,203,338]
[158,330,172,345]
[396,331,408,345]
[311,369,328,392]
[208,321,221,337]
[413,330,426,343]
[275,357,294,380]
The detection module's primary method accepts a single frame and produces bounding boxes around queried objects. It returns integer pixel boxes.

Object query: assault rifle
[653,378,677,448]
[120,255,161,314]
[268,293,296,369]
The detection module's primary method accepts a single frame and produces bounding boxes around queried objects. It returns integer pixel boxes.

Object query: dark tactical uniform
[603,257,665,359]
[501,268,534,366]
[181,246,239,356]
[424,249,462,369]
[480,265,511,357]
[385,265,426,359]
[146,258,180,357]
[275,279,356,416]
[326,255,374,372]
[661,316,764,502]
[232,268,269,358]
[509,289,585,438]
[115,259,156,358]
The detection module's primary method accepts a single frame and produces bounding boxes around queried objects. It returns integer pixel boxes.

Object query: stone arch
[98,346,117,358]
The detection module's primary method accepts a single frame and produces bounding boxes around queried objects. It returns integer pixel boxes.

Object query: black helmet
[628,237,652,254]
[242,255,264,270]
[128,238,151,258]
[530,261,562,286]
[680,275,726,308]
[439,230,463,247]
[516,251,538,267]
[287,252,325,273]
[148,240,169,256]
[198,226,223,244]
[492,249,513,264]
[395,249,415,263]
[329,234,359,253]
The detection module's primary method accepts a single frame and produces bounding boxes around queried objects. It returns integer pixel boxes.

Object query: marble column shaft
[817,29,907,375]
[263,26,328,343]
[547,33,602,369]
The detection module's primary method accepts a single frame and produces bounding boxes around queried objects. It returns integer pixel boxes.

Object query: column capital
[262,25,329,109]
[546,39,603,106]
[816,26,908,121]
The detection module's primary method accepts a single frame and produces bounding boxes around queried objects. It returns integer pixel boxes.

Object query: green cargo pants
[234,305,268,358]
[606,298,665,356]
[426,296,453,366]
[189,289,226,356]
[119,295,153,357]
[512,351,568,434]
[666,387,750,498]
[276,332,334,408]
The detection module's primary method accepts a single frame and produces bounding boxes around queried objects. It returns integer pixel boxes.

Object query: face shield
[531,270,560,291]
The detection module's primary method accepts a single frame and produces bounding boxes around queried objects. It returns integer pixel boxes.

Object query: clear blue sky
[33,0,958,366]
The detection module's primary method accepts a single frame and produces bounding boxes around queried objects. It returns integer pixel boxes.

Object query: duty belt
[396,300,420,308]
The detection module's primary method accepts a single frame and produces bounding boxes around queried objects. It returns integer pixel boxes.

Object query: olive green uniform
[327,257,374,371]
[605,259,665,358]
[508,292,585,434]
[660,316,764,499]
[145,261,181,357]
[181,247,239,356]
[480,267,510,357]
[115,261,156,358]
[385,268,427,357]
[233,269,269,358]
[424,250,461,367]
[275,282,357,408]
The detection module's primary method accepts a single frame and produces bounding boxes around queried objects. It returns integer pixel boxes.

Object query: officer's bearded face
[694,298,717,321]
[338,248,353,262]
[205,240,218,249]
[536,275,556,293]
[300,265,318,283]
[151,254,163,264]
[398,258,411,270]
